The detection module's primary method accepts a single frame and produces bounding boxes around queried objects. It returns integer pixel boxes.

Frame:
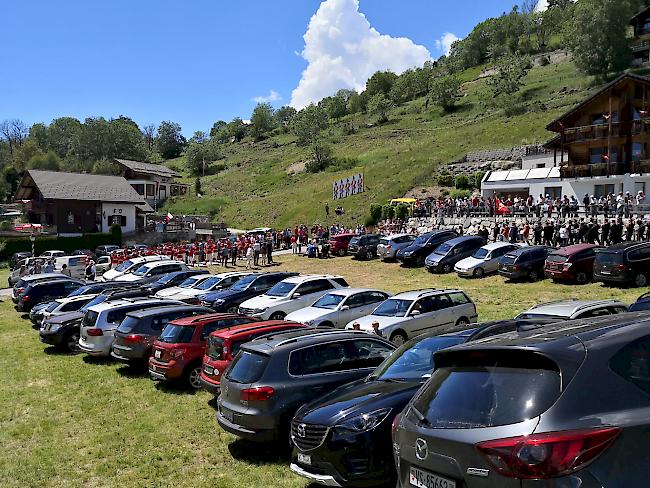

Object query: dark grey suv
[216,329,395,443]
[393,312,650,488]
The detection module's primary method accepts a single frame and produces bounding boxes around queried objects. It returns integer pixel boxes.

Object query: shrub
[395,203,409,220]
[0,232,121,261]
[454,174,470,190]
[369,204,383,224]
[472,171,486,188]
[381,204,395,220]
[449,189,471,199]
[364,215,377,228]
[440,188,450,196]
[437,173,454,187]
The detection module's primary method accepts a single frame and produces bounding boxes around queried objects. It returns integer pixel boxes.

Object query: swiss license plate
[409,467,455,488]
[297,453,311,465]
[204,365,214,375]
[221,407,234,422]
[154,349,162,359]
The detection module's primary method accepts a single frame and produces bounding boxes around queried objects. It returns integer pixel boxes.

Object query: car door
[403,296,440,337]
[337,292,365,326]
[292,279,335,311]
[488,245,514,273]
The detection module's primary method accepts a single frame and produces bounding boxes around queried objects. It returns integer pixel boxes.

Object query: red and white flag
[166,212,173,222]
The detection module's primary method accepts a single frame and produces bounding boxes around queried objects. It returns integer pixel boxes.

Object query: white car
[285,288,391,328]
[377,234,416,261]
[95,255,112,275]
[113,261,188,282]
[54,255,87,280]
[454,242,522,278]
[238,275,349,320]
[41,250,65,259]
[39,294,97,324]
[101,255,168,281]
[78,297,181,357]
[344,289,478,346]
[159,271,253,303]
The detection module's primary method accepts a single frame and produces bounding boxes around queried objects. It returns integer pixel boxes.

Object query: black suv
[16,278,84,312]
[394,312,650,488]
[348,234,382,260]
[594,242,650,288]
[289,319,558,488]
[143,269,210,295]
[217,330,395,443]
[111,305,212,364]
[398,230,459,267]
[498,245,552,281]
[198,272,298,312]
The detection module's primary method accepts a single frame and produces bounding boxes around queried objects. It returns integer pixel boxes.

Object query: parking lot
[1,254,646,488]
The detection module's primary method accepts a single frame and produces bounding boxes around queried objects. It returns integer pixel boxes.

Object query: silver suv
[516,299,628,321]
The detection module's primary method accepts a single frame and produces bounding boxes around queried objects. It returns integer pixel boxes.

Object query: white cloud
[535,0,548,11]
[434,32,460,57]
[290,0,431,109]
[252,90,282,104]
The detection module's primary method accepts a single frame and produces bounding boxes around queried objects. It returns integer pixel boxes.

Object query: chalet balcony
[632,39,650,52]
[561,120,650,143]
[560,160,650,179]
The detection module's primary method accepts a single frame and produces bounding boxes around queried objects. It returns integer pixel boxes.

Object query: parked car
[95,244,120,257]
[376,234,416,261]
[148,313,256,389]
[455,242,521,278]
[290,319,556,487]
[100,255,168,281]
[348,234,382,260]
[111,305,212,365]
[114,260,188,282]
[72,249,94,258]
[40,250,65,259]
[594,241,650,287]
[9,251,32,270]
[544,243,600,284]
[65,281,141,298]
[629,292,650,312]
[345,289,478,346]
[153,273,214,298]
[12,273,67,301]
[425,236,485,273]
[516,298,628,321]
[54,255,88,280]
[393,312,650,488]
[286,288,391,328]
[200,320,309,394]
[39,288,153,352]
[198,272,298,312]
[15,278,84,312]
[8,260,56,287]
[95,256,112,275]
[398,230,459,267]
[238,275,349,320]
[216,329,395,442]
[31,294,95,326]
[78,298,181,357]
[329,233,357,257]
[143,269,210,295]
[161,271,252,304]
[498,245,552,281]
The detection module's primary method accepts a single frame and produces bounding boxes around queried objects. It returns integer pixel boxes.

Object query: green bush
[437,173,454,187]
[454,174,470,190]
[395,203,409,220]
[449,189,471,199]
[381,204,395,220]
[0,232,121,261]
[368,204,383,225]
[472,171,486,188]
[440,188,450,196]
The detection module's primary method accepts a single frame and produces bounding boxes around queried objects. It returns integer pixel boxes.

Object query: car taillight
[475,427,620,479]
[16,287,24,294]
[124,334,145,344]
[22,295,30,302]
[240,386,275,402]
[615,264,626,271]
[513,265,520,271]
[87,328,104,336]
[391,413,400,441]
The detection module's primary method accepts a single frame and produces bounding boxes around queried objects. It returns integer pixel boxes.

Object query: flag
[166,212,173,222]
[494,196,511,215]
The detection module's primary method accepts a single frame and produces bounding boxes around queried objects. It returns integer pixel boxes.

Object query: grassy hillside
[165,61,594,228]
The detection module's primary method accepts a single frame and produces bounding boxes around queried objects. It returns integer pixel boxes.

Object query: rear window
[159,324,195,344]
[117,316,141,333]
[226,351,270,383]
[411,352,561,428]
[610,336,650,395]
[207,336,225,359]
[595,252,624,265]
[82,310,99,328]
[546,253,568,264]
[501,254,517,264]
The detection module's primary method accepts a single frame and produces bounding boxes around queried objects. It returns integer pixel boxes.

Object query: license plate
[409,467,455,488]
[297,453,311,465]
[204,365,214,375]
[154,349,162,359]
[221,407,234,422]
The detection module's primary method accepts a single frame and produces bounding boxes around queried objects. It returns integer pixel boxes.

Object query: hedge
[0,232,121,261]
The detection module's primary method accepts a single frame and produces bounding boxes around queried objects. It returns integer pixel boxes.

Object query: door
[404,296,449,337]
[292,279,335,312]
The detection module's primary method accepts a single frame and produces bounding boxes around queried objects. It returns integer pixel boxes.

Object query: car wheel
[318,321,334,329]
[473,267,484,278]
[226,305,238,313]
[337,249,346,257]
[63,331,80,352]
[186,364,203,390]
[456,317,470,326]
[442,263,452,274]
[634,272,648,288]
[575,272,588,285]
[390,331,408,347]
[528,270,540,282]
[366,251,374,260]
[270,312,286,320]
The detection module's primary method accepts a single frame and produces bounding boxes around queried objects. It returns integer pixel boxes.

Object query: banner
[333,173,364,200]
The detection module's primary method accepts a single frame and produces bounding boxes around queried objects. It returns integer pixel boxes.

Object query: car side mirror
[340,305,350,311]
[292,292,301,298]
[410,310,421,316]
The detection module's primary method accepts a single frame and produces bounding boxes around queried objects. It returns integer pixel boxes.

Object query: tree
[29,123,49,151]
[365,71,398,98]
[487,55,530,99]
[250,103,277,140]
[322,95,348,121]
[225,118,247,142]
[210,120,227,139]
[47,117,83,159]
[0,119,28,161]
[13,138,42,172]
[347,92,368,114]
[156,121,186,159]
[367,93,392,124]
[27,150,61,171]
[186,139,220,176]
[429,75,462,112]
[274,106,297,128]
[142,124,157,152]
[92,158,120,175]
[291,105,328,146]
[306,139,333,173]
[566,0,634,77]
[195,177,202,196]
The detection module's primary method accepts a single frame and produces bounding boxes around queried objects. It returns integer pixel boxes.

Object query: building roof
[15,170,145,204]
[631,5,650,22]
[546,73,650,133]
[114,159,181,178]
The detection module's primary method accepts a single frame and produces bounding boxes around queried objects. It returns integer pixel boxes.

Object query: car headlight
[254,308,268,315]
[334,408,392,434]
[49,324,60,332]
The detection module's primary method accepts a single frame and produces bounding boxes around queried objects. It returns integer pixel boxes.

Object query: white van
[54,256,88,280]
[100,255,167,281]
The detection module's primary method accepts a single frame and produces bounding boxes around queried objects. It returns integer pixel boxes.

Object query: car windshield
[155,273,177,285]
[159,324,195,343]
[434,243,452,255]
[266,281,295,297]
[379,238,390,246]
[349,237,360,246]
[370,336,467,381]
[195,276,224,290]
[114,260,134,272]
[472,248,489,259]
[67,286,92,297]
[132,264,151,276]
[595,253,624,265]
[230,274,257,291]
[414,234,431,246]
[81,295,107,311]
[180,276,203,288]
[46,301,60,312]
[313,293,345,309]
[372,299,413,317]
[546,254,568,263]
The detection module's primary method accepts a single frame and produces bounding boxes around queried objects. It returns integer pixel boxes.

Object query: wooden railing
[562,120,650,143]
[560,160,650,178]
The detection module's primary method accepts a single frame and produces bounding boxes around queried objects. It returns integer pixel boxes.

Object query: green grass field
[0,256,646,488]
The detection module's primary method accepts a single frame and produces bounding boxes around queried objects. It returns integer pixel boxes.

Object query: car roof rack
[528,298,579,309]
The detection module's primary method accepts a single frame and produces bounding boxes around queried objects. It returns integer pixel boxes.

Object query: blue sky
[2,0,518,135]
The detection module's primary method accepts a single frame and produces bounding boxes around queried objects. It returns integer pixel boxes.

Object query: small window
[344,293,366,309]
[448,292,469,306]
[348,339,394,369]
[295,279,335,296]
[289,342,355,375]
[576,308,611,319]
[610,336,650,395]
[333,277,349,287]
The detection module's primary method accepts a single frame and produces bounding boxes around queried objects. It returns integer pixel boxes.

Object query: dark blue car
[629,292,650,312]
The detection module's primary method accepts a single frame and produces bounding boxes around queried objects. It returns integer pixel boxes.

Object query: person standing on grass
[253,239,261,267]
[221,243,229,267]
[291,235,297,254]
[267,238,274,264]
[245,246,253,269]
[231,242,238,267]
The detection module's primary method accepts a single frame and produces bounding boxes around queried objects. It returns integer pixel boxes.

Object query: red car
[199,320,308,394]
[148,313,255,389]
[329,233,357,257]
[544,243,601,284]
